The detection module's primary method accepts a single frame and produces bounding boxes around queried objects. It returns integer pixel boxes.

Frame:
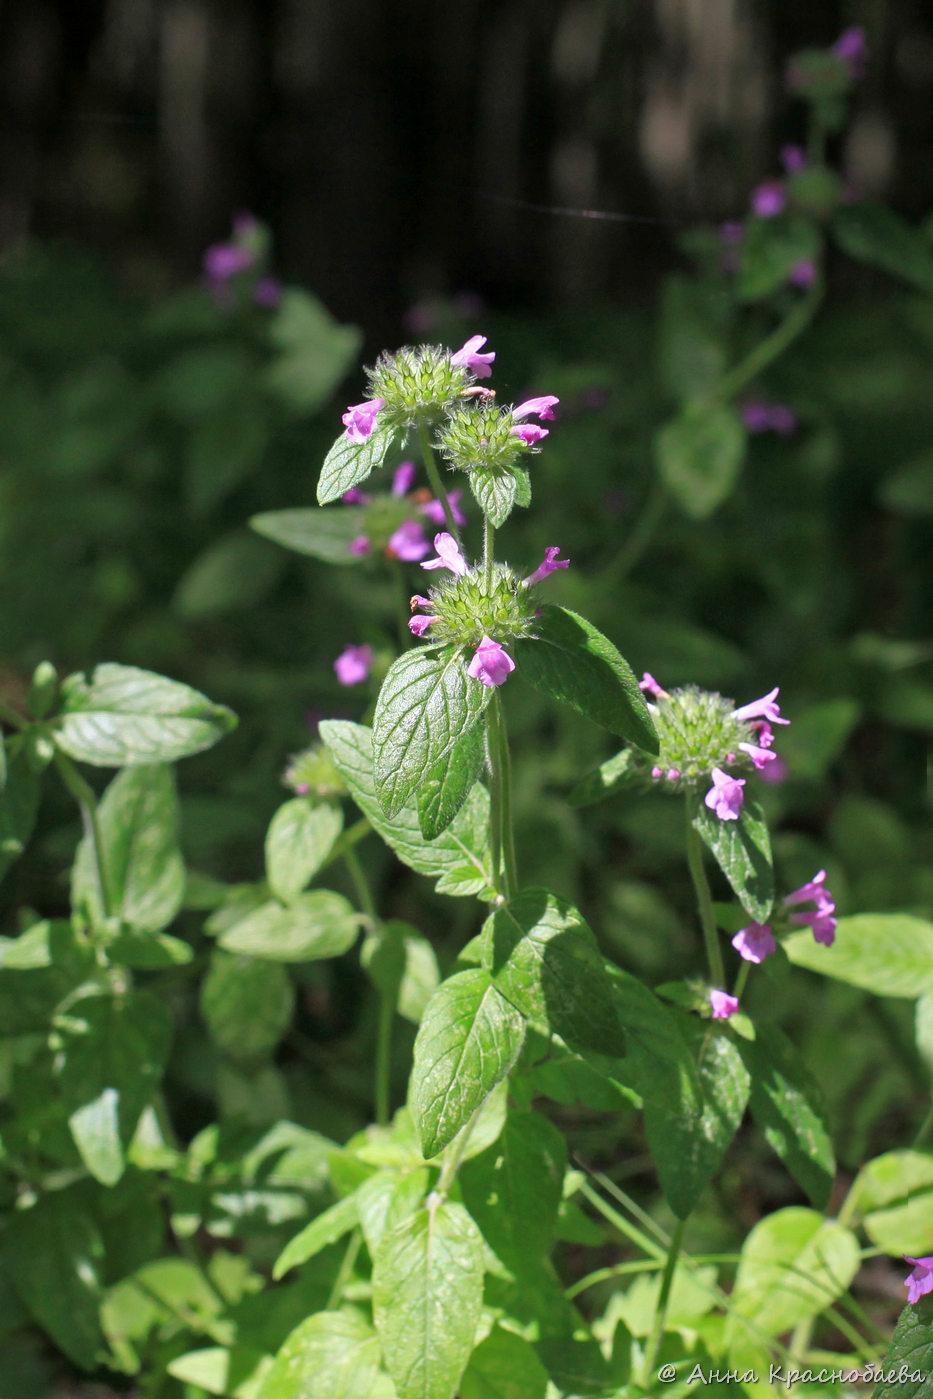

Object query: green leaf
[849,1150,933,1255]
[873,1293,933,1399]
[106,928,194,968]
[784,914,933,997]
[3,1188,106,1370]
[460,1326,549,1399]
[373,1201,485,1399]
[736,213,821,301]
[56,664,237,766]
[726,1208,860,1349]
[657,1016,751,1217]
[655,404,746,520]
[410,968,526,1159]
[217,892,359,962]
[469,466,518,527]
[373,647,490,818]
[417,722,485,840]
[56,991,173,1185]
[256,1310,391,1399]
[657,275,729,403]
[264,287,362,415]
[201,951,295,1066]
[169,1346,272,1399]
[483,888,626,1057]
[460,1108,566,1273]
[691,794,773,923]
[71,764,185,932]
[357,1168,430,1257]
[567,748,639,808]
[320,721,496,900]
[832,203,933,292]
[736,1024,835,1209]
[174,533,284,620]
[513,468,531,508]
[317,422,399,505]
[251,506,369,564]
[272,1193,360,1279]
[265,799,343,902]
[0,745,41,883]
[514,606,658,752]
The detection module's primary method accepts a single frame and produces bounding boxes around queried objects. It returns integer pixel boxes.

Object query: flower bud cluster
[634,684,765,789]
[415,561,539,653]
[283,743,347,798]
[436,403,530,475]
[365,345,473,430]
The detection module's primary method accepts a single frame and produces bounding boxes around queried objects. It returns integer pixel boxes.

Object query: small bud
[28,661,59,719]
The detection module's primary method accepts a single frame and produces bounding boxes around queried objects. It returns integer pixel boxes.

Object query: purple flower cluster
[202,212,281,309]
[740,400,798,437]
[904,1256,933,1305]
[341,461,468,562]
[732,869,838,964]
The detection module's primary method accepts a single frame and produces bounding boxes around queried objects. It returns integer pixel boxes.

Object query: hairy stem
[483,515,495,591]
[685,801,725,989]
[714,283,823,406]
[418,421,459,538]
[642,1218,686,1385]
[344,844,394,1126]
[487,693,518,899]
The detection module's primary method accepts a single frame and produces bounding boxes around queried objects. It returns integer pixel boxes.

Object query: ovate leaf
[655,404,746,520]
[460,1108,566,1272]
[273,1192,360,1279]
[201,951,295,1066]
[833,203,933,293]
[317,422,399,505]
[56,991,172,1186]
[251,506,368,565]
[691,793,773,923]
[461,1326,549,1399]
[320,721,495,900]
[784,914,933,997]
[417,721,485,840]
[57,664,236,766]
[71,764,185,932]
[3,1188,106,1369]
[469,466,517,527]
[849,1150,933,1256]
[515,606,658,752]
[411,968,526,1158]
[484,888,626,1057]
[169,1346,272,1399]
[217,892,359,962]
[264,286,362,415]
[373,1201,485,1399]
[873,1293,933,1399]
[256,1310,391,1399]
[736,1024,835,1209]
[265,798,343,902]
[373,647,490,817]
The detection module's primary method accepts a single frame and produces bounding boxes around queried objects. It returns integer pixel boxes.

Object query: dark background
[5,0,933,340]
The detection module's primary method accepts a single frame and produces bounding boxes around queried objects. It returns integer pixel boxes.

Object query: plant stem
[344,843,395,1127]
[54,750,115,919]
[714,283,823,406]
[486,693,518,899]
[326,1230,362,1309]
[436,1110,479,1198]
[732,959,751,1000]
[600,478,667,585]
[483,516,494,591]
[418,421,459,538]
[684,799,725,988]
[642,1218,686,1385]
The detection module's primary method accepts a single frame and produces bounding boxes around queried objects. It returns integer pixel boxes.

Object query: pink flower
[784,871,837,946]
[904,1257,933,1305]
[386,520,430,561]
[769,405,797,437]
[639,673,668,698]
[738,740,778,770]
[421,532,469,577]
[348,535,371,555]
[409,594,433,610]
[784,870,831,908]
[741,400,776,434]
[759,755,789,785]
[342,487,369,504]
[523,547,570,588]
[392,461,416,496]
[253,276,282,307]
[710,989,739,1020]
[789,259,817,289]
[511,423,549,446]
[467,636,516,688]
[667,768,680,780]
[719,221,745,246]
[450,334,496,379]
[409,614,440,637]
[334,644,373,686]
[732,922,777,963]
[780,144,807,174]
[751,181,787,218]
[513,396,560,423]
[204,244,253,281]
[732,687,790,727]
[704,768,746,821]
[832,26,868,77]
[342,398,385,444]
[420,489,467,527]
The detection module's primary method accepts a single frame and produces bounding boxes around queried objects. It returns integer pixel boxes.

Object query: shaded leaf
[256,1310,392,1399]
[873,1292,933,1399]
[251,506,368,564]
[461,1326,549,1399]
[655,404,746,519]
[201,951,295,1065]
[460,1108,566,1272]
[784,914,933,997]
[417,721,485,840]
[265,798,343,902]
[833,203,933,292]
